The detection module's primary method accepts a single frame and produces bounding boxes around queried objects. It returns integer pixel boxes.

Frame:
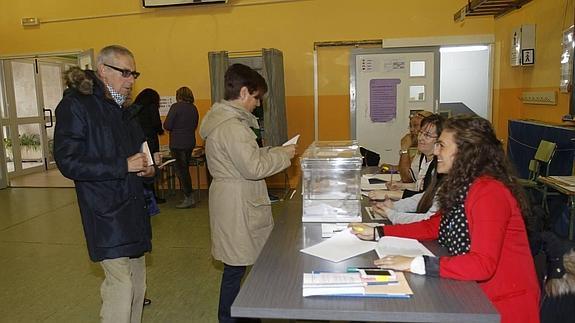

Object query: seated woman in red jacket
[352,116,540,323]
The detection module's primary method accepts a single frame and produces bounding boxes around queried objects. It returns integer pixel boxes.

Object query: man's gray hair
[97,45,134,65]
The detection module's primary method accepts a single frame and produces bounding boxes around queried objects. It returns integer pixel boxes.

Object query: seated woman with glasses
[353,117,540,323]
[369,114,444,201]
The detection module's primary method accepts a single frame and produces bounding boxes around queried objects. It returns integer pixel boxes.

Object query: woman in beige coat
[199,64,296,323]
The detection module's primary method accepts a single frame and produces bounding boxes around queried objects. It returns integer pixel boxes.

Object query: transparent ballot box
[300,141,363,222]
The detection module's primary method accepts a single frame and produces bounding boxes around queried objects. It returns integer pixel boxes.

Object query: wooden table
[538,176,575,240]
[231,195,499,322]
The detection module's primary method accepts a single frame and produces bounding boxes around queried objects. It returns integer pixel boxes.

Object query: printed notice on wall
[369,79,401,123]
[159,96,176,116]
[383,60,406,72]
[360,57,376,72]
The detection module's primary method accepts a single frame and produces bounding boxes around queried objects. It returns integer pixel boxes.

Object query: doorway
[1,56,77,179]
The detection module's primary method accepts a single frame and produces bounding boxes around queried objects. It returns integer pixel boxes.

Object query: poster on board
[159,96,176,116]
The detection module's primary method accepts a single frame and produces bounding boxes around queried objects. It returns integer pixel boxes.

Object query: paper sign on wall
[369,79,401,123]
[159,96,176,116]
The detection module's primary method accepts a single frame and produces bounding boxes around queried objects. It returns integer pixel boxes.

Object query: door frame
[0,50,91,180]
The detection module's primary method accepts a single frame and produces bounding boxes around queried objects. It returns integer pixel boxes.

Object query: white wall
[440,47,490,119]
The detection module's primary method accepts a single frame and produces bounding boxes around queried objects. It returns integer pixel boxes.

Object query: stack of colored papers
[302,271,412,298]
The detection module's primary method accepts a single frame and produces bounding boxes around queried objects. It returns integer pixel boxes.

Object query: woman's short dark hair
[176,87,194,103]
[223,63,267,100]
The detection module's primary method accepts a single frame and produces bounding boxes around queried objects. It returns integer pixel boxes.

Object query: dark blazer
[54,68,152,262]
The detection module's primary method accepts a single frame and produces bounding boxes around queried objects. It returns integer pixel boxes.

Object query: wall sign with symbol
[510,24,536,67]
[522,49,535,65]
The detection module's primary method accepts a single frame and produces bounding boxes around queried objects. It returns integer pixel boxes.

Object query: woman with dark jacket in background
[132,88,164,205]
[133,88,163,155]
[164,86,199,209]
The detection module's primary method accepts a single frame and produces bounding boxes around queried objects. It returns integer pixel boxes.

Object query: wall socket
[521,91,557,105]
[21,17,40,27]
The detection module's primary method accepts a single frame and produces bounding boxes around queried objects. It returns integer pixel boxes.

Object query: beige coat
[199,101,291,265]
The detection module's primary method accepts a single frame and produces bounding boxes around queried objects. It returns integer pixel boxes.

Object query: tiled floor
[0,187,294,322]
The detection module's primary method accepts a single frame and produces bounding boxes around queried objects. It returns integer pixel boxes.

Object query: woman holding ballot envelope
[352,117,540,323]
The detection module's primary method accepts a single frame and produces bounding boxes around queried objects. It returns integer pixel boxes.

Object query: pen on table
[289,189,296,200]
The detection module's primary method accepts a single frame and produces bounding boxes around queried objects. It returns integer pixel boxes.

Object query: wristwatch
[399,149,409,155]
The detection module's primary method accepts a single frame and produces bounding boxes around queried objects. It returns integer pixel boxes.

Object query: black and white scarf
[438,184,471,255]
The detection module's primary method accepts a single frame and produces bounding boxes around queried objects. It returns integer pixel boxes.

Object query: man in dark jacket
[54,45,153,323]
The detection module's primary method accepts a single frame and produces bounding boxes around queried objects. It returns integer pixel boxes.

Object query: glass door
[1,57,72,177]
[0,67,7,189]
[37,60,66,169]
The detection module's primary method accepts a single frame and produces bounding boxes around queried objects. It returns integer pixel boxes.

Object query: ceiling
[454,0,534,22]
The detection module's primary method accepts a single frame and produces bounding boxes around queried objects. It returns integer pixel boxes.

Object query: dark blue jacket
[163,101,199,150]
[54,68,152,262]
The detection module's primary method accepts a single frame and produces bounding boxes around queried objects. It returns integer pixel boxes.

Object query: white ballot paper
[321,223,349,238]
[141,141,154,166]
[283,134,300,146]
[375,236,435,258]
[301,228,377,262]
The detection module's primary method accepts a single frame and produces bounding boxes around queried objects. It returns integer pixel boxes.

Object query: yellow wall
[0,0,504,187]
[493,0,574,144]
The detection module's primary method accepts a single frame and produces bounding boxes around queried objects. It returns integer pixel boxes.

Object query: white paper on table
[141,141,154,166]
[300,228,377,262]
[321,223,349,238]
[375,236,435,258]
[282,134,300,146]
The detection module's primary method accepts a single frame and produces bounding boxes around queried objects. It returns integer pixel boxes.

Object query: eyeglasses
[104,64,140,79]
[418,130,438,140]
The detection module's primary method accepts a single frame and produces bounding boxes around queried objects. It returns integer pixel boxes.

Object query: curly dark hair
[436,117,530,218]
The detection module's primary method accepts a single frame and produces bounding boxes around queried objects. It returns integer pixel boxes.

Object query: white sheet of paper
[141,141,154,166]
[282,134,300,146]
[375,236,435,258]
[300,229,377,262]
[321,223,350,238]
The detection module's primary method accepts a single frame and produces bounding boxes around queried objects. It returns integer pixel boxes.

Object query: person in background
[381,110,433,182]
[54,45,153,323]
[132,88,165,204]
[199,63,296,323]
[369,114,443,200]
[164,86,199,209]
[352,116,540,323]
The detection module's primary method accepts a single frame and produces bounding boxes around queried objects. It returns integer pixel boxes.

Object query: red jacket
[385,177,540,323]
